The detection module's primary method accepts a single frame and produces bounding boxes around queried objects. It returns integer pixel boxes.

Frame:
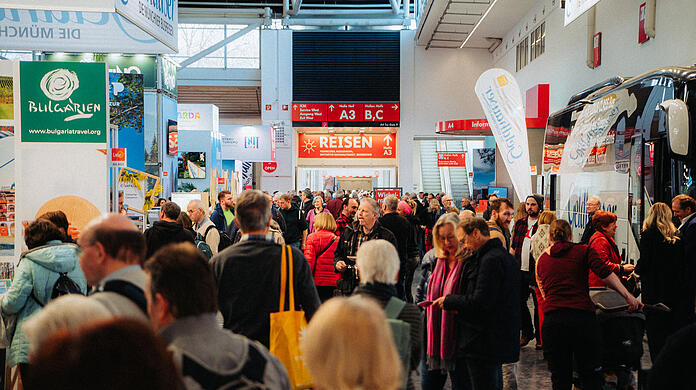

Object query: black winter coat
[144,220,195,258]
[334,220,397,267]
[443,238,520,364]
[379,213,413,267]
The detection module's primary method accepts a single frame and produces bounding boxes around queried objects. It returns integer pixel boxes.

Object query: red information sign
[263,162,277,173]
[298,133,396,159]
[437,152,466,167]
[270,126,277,161]
[110,148,126,168]
[328,103,364,121]
[638,3,649,43]
[292,103,327,121]
[374,188,402,203]
[364,103,400,122]
[217,178,226,185]
[593,32,601,67]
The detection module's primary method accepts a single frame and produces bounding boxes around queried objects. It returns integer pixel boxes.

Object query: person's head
[461,197,471,208]
[301,297,402,390]
[397,201,412,217]
[382,196,399,214]
[592,211,618,237]
[301,189,311,201]
[427,193,434,202]
[525,195,543,218]
[459,217,491,252]
[643,202,679,243]
[37,210,69,240]
[159,202,180,222]
[23,295,111,354]
[313,212,337,233]
[272,192,282,207]
[514,202,527,222]
[356,240,399,284]
[156,198,167,207]
[459,209,475,220]
[185,199,205,224]
[24,219,64,249]
[538,210,557,226]
[176,211,193,230]
[144,243,218,332]
[672,194,696,222]
[234,190,272,234]
[549,219,572,243]
[357,198,380,231]
[488,193,498,201]
[433,213,461,258]
[279,193,293,210]
[313,196,323,211]
[419,191,424,199]
[489,197,514,230]
[429,199,440,212]
[586,196,601,215]
[217,190,233,210]
[442,195,453,209]
[26,318,183,390]
[78,214,146,285]
[341,197,359,219]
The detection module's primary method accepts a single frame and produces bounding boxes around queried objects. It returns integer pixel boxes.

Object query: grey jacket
[90,265,149,322]
[161,313,291,390]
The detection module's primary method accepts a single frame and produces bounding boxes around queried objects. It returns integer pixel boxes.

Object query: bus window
[628,134,642,243]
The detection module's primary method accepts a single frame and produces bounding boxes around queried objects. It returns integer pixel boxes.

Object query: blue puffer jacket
[1,241,87,367]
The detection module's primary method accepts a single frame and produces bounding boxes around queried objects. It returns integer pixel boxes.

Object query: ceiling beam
[178,21,262,70]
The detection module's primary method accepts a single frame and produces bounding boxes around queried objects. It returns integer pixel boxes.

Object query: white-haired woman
[306,196,329,235]
[354,240,421,387]
[302,296,402,390]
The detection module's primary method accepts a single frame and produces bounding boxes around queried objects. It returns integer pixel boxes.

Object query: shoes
[535,343,543,350]
[520,336,532,347]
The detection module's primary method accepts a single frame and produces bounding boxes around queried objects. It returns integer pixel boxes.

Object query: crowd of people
[0,188,694,390]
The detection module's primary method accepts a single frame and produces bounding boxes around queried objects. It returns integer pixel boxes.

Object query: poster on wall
[109,72,144,171]
[178,152,206,179]
[167,120,178,156]
[14,60,108,256]
[471,148,496,201]
[0,61,15,261]
[220,125,276,162]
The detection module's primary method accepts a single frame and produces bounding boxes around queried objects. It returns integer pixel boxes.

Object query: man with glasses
[580,196,601,244]
[187,199,220,256]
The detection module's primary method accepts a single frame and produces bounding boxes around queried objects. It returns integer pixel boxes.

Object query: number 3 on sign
[384,149,392,156]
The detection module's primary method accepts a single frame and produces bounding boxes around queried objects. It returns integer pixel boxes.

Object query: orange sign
[217,178,225,185]
[298,133,396,159]
[437,152,466,167]
[110,148,126,167]
[375,188,402,203]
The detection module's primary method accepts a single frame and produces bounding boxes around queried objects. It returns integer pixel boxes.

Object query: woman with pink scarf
[422,213,471,390]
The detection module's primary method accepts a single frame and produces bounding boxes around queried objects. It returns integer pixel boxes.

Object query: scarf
[426,257,464,362]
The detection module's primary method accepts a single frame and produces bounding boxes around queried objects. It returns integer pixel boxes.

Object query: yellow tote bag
[269,245,314,390]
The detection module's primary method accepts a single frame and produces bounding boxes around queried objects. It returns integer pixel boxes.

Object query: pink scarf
[426,257,464,361]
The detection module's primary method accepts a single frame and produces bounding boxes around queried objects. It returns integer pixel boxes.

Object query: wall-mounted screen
[177,152,206,179]
[487,186,508,199]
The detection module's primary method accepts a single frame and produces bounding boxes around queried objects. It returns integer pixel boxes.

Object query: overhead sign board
[564,0,601,26]
[115,0,178,52]
[437,152,466,167]
[220,125,276,162]
[177,104,217,131]
[292,102,399,127]
[298,133,396,159]
[0,8,173,54]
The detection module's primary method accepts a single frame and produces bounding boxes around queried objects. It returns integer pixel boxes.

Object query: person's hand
[625,295,643,311]
[433,296,446,309]
[622,264,635,274]
[336,261,347,271]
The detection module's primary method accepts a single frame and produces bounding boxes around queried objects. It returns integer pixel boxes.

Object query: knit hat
[398,201,413,215]
[526,194,544,212]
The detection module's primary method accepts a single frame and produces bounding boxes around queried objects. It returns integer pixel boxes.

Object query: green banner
[160,56,178,97]
[20,61,107,143]
[44,53,157,89]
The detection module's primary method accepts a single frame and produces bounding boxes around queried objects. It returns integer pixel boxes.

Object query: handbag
[269,245,314,390]
[0,296,17,348]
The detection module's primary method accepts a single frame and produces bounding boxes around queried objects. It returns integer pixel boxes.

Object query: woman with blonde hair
[636,202,688,361]
[302,296,402,390]
[304,212,340,302]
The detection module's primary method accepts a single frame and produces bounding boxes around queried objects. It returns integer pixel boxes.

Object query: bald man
[78,214,148,321]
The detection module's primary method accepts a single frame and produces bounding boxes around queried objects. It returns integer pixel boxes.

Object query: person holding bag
[1,219,87,380]
[304,213,340,302]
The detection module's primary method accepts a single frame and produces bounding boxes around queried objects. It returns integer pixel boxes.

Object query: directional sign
[328,103,364,121]
[437,152,466,167]
[292,102,399,126]
[374,187,403,203]
[298,133,396,159]
[364,103,400,122]
[292,103,327,121]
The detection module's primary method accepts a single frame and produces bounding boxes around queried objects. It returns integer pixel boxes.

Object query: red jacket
[587,231,622,287]
[304,229,340,287]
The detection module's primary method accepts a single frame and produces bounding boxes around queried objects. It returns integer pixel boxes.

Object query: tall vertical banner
[14,61,108,255]
[0,60,15,264]
[474,69,532,201]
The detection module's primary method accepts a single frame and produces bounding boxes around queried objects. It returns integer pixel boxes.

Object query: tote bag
[269,245,313,390]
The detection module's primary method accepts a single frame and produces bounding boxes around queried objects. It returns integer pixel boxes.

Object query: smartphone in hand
[417,300,433,308]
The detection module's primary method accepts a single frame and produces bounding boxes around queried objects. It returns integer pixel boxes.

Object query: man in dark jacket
[482,193,498,221]
[580,196,601,244]
[278,193,307,249]
[210,190,320,348]
[379,195,414,301]
[210,190,235,233]
[144,202,194,258]
[434,217,520,389]
[334,198,397,295]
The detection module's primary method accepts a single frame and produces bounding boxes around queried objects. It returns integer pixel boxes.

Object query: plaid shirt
[512,216,538,265]
[335,214,352,237]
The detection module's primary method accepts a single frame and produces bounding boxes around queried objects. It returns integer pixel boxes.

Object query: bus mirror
[659,99,690,158]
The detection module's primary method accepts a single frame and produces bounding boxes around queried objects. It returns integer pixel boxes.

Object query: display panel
[177,152,206,179]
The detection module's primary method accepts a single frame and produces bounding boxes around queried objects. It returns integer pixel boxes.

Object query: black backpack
[204,225,234,253]
[31,272,84,307]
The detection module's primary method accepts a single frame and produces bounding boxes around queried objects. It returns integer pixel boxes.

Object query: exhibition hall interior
[1,0,696,389]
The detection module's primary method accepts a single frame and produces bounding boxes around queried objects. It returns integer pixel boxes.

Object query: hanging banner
[109,72,144,170]
[220,125,276,162]
[564,0,601,26]
[0,60,15,262]
[474,69,531,201]
[0,8,173,54]
[114,0,177,52]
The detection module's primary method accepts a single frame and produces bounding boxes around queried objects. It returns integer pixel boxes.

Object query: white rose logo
[40,69,79,101]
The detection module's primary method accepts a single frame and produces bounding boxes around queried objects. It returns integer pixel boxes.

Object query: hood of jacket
[151,220,185,235]
[214,203,224,214]
[549,241,575,257]
[22,241,80,273]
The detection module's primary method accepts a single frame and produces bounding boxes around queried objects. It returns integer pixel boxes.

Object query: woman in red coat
[587,211,635,287]
[304,212,340,302]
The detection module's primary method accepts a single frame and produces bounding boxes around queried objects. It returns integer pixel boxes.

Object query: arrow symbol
[384,135,392,145]
[392,104,398,110]
[329,104,334,111]
[293,104,297,109]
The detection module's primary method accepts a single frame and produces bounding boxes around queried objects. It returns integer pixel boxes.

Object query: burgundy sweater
[536,241,613,314]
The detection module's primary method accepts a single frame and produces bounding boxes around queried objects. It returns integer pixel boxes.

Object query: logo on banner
[497,75,509,87]
[302,138,317,154]
[28,69,101,122]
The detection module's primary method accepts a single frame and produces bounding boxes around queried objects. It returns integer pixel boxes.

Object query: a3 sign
[291,102,399,124]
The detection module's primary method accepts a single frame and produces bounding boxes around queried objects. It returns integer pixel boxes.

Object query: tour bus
[543,67,696,263]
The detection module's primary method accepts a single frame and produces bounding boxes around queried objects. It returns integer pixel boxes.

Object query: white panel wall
[492,0,696,114]
[400,30,493,192]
